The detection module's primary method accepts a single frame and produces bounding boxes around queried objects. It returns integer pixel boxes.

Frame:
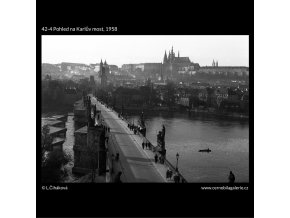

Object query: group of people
[154,153,165,164]
[128,123,142,135]
[165,168,186,183]
[142,142,151,150]
[100,124,110,133]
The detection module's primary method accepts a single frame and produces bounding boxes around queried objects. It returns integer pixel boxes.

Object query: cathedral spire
[212,59,215,67]
[163,50,167,63]
[100,59,103,73]
[178,51,180,58]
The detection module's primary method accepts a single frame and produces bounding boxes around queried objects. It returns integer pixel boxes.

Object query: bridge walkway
[91,97,172,182]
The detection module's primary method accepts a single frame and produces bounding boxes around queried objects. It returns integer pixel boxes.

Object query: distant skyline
[42,35,249,68]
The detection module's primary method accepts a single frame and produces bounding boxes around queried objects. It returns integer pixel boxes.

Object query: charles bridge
[72,93,187,183]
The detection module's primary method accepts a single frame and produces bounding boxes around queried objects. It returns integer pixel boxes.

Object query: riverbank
[188,109,249,119]
[112,105,249,120]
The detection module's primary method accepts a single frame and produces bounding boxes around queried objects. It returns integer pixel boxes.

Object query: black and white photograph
[34,1,255,218]
[6,0,290,218]
[41,35,249,184]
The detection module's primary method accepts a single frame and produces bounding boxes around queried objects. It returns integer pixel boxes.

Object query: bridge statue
[162,125,165,140]
[138,111,146,137]
[157,125,166,158]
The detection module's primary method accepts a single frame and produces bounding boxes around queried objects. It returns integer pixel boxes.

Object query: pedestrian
[159,155,162,164]
[115,153,119,161]
[173,174,178,183]
[108,127,110,132]
[154,154,158,163]
[166,169,170,179]
[145,142,148,149]
[176,173,180,183]
[114,171,122,183]
[228,171,235,184]
[168,170,173,180]
[142,142,145,149]
[174,173,180,183]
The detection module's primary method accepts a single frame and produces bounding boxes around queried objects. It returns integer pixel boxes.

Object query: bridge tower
[87,110,106,176]
[100,59,107,89]
[73,96,107,176]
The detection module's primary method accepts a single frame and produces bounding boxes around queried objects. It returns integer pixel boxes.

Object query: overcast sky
[42,35,248,67]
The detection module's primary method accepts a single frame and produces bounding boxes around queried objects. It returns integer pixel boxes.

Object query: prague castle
[162,46,200,78]
[121,46,200,79]
[121,46,249,80]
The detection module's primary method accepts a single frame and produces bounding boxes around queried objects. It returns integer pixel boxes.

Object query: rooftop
[52,137,65,145]
[48,126,67,135]
[75,125,88,134]
[51,115,67,120]
[42,118,63,127]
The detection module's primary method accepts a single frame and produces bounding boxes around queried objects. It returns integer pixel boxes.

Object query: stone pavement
[91,97,174,183]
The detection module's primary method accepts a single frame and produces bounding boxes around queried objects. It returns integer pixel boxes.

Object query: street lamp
[176,153,179,171]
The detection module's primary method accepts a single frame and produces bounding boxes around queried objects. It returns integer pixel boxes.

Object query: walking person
[168,170,173,180]
[115,153,119,161]
[147,143,151,150]
[154,153,158,163]
[114,171,122,183]
[142,142,145,149]
[166,168,170,180]
[174,173,180,183]
[228,171,235,184]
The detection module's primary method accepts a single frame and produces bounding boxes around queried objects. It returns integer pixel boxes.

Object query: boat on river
[199,148,211,153]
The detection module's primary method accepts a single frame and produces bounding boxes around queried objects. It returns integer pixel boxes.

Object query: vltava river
[128,112,249,182]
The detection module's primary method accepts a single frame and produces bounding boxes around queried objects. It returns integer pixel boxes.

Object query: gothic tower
[160,62,163,81]
[163,51,168,64]
[171,46,175,61]
[100,59,107,89]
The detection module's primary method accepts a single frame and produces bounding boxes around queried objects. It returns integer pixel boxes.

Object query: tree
[164,82,176,107]
[41,125,70,183]
[41,125,53,162]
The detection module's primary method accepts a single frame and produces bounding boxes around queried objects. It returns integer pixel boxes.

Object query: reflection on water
[62,114,81,182]
[128,112,249,182]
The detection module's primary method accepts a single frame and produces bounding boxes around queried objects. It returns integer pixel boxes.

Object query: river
[127,112,249,183]
[43,111,249,183]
